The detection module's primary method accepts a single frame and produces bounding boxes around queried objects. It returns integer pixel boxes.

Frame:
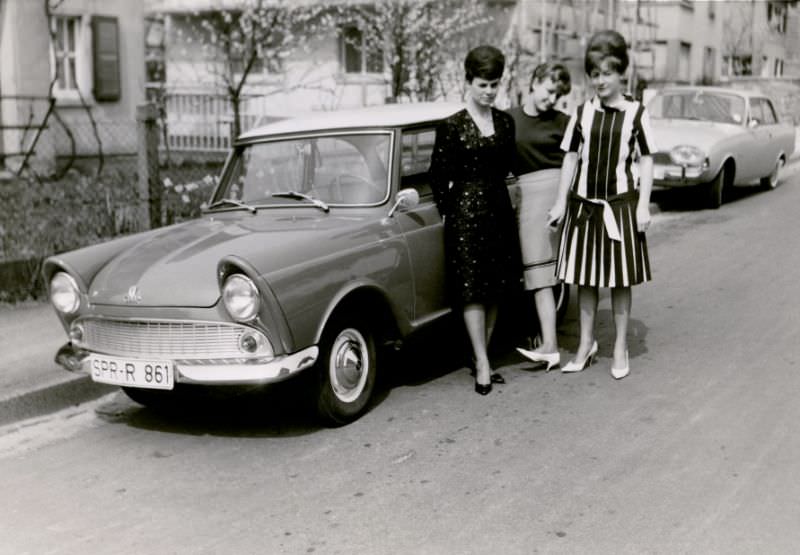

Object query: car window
[400,128,436,200]
[648,91,745,124]
[753,98,778,125]
[215,133,391,207]
[749,99,764,125]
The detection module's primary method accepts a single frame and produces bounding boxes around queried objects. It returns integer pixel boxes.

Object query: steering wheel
[327,174,383,203]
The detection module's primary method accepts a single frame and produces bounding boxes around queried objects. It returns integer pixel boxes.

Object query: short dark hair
[584,29,629,75]
[529,62,572,97]
[464,45,505,82]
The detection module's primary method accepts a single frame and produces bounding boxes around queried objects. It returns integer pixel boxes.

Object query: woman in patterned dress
[547,30,657,379]
[429,45,520,396]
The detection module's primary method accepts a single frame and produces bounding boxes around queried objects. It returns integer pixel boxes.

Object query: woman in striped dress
[547,30,657,379]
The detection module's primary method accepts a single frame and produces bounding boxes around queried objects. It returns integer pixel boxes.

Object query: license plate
[88,354,174,390]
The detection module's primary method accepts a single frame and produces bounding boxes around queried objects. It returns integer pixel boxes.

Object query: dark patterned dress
[429,108,521,306]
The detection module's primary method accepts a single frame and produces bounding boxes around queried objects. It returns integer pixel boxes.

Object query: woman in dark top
[429,45,520,396]
[507,62,572,372]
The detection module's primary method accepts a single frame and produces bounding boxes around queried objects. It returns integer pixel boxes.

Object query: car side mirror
[387,188,420,218]
[748,118,759,128]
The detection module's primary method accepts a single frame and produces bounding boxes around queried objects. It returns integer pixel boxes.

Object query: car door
[747,98,776,179]
[392,126,448,324]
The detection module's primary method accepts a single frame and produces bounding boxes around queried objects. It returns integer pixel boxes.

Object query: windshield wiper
[205,198,257,213]
[271,191,329,212]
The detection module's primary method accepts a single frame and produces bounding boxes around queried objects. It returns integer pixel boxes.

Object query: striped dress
[556,96,657,288]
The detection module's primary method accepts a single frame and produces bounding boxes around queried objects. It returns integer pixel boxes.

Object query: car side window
[400,128,436,200]
[749,99,764,126]
[759,99,778,124]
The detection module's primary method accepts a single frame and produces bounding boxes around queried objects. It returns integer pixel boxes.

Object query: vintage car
[646,86,795,208]
[44,102,568,426]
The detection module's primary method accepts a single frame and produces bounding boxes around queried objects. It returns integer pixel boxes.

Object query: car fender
[313,279,407,347]
[217,255,295,355]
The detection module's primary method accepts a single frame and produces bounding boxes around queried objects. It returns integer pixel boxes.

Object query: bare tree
[333,0,490,103]
[174,0,330,140]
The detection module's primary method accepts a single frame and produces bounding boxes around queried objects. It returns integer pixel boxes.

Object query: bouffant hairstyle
[529,62,572,97]
[584,29,629,75]
[464,45,505,82]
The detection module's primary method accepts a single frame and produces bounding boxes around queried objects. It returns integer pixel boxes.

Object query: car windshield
[211,133,391,208]
[648,91,746,125]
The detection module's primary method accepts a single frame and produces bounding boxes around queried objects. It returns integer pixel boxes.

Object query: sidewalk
[2,129,799,426]
[0,300,112,426]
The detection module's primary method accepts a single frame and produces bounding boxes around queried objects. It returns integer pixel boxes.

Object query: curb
[0,374,114,427]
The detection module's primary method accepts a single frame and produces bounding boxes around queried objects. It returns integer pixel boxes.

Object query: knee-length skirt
[444,180,521,305]
[516,169,561,290]
[556,190,651,287]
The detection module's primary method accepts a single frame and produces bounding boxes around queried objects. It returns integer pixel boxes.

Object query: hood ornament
[123,285,142,304]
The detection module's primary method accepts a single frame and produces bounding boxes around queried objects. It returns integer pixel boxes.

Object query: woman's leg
[464,303,490,385]
[610,286,632,368]
[575,285,599,360]
[484,303,498,347]
[532,286,558,353]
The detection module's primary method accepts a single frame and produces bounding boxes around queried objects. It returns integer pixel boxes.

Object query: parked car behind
[646,86,795,208]
[44,102,567,426]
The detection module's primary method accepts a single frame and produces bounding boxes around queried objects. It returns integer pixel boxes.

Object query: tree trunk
[231,95,242,144]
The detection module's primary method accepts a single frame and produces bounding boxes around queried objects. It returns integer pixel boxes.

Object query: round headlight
[222,274,260,322]
[50,272,81,314]
[670,145,706,167]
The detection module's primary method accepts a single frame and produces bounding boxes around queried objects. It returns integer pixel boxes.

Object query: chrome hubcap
[770,159,784,188]
[329,328,369,403]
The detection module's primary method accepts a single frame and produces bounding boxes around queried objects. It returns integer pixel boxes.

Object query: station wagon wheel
[315,316,377,426]
[705,166,726,209]
[761,157,785,190]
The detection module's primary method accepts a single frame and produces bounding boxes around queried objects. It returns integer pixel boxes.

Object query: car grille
[78,318,249,358]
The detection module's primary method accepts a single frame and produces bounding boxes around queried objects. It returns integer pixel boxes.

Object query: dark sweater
[506,106,570,175]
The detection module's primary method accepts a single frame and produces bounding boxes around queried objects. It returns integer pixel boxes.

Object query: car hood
[650,119,742,153]
[89,211,376,307]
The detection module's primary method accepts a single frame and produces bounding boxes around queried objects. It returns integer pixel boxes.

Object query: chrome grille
[79,318,249,358]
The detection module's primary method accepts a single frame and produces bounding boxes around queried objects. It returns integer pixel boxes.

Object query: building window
[51,16,82,94]
[339,25,383,74]
[678,42,691,82]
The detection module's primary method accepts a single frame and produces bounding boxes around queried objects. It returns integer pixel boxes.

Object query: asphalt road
[1,172,800,554]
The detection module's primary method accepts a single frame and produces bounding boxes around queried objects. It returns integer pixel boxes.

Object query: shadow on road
[652,183,771,212]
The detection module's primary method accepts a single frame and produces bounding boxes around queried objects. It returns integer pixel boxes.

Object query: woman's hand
[636,203,651,233]
[547,201,566,229]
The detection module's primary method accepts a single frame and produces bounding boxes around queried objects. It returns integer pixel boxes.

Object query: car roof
[238,102,464,141]
[657,86,763,98]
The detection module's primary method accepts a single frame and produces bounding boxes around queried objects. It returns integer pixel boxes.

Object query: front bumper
[653,163,711,187]
[55,342,319,386]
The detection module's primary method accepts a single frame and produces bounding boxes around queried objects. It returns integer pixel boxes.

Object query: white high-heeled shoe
[611,351,629,380]
[516,348,560,372]
[561,341,598,373]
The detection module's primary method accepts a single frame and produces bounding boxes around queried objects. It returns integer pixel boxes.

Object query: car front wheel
[705,166,726,209]
[314,316,377,426]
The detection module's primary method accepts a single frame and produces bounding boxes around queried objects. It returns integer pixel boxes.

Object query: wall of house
[0,0,144,173]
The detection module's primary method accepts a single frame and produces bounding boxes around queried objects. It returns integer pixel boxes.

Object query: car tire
[705,166,726,209]
[760,157,785,189]
[314,315,377,426]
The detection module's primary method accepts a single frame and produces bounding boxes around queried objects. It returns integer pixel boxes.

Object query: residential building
[0,0,145,174]
[719,0,800,78]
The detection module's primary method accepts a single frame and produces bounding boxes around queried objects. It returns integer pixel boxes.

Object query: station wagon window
[400,128,436,199]
[218,133,391,207]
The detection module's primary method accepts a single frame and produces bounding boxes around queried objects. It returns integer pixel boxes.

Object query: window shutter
[92,16,120,102]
